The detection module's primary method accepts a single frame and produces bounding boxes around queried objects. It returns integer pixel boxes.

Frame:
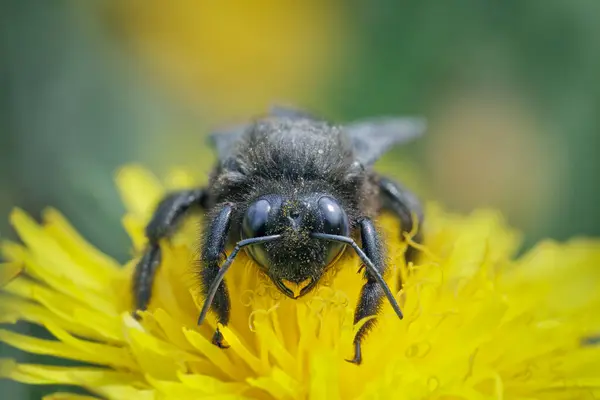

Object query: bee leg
[378,176,424,263]
[348,217,387,365]
[132,189,207,315]
[199,203,234,349]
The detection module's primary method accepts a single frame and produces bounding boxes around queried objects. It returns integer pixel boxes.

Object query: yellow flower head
[1,165,600,399]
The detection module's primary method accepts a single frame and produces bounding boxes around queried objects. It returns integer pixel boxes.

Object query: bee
[132,106,424,364]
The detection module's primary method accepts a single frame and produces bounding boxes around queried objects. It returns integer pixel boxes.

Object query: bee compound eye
[242,199,271,238]
[241,198,273,269]
[317,196,350,266]
[317,196,350,236]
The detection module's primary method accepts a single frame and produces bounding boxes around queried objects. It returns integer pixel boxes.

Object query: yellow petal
[309,351,340,400]
[0,262,22,287]
[126,325,191,381]
[147,374,250,399]
[0,358,143,387]
[0,327,134,370]
[247,367,301,399]
[43,393,102,400]
[9,209,115,292]
[183,328,241,380]
[0,294,108,341]
[177,370,247,394]
[220,325,265,375]
[42,208,121,273]
[115,165,164,216]
[3,278,122,340]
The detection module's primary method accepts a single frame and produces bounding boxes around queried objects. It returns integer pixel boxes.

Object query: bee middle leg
[132,188,207,315]
[378,175,423,263]
[348,217,387,365]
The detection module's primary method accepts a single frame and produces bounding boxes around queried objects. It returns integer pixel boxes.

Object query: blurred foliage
[2,0,600,398]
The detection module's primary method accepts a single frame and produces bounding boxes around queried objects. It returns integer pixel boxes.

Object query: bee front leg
[199,203,234,348]
[133,189,207,315]
[349,217,387,365]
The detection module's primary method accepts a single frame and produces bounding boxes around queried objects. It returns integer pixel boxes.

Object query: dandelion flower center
[1,165,599,400]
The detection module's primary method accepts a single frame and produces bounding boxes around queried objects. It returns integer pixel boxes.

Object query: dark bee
[132,106,424,364]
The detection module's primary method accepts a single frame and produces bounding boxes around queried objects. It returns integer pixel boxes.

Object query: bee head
[241,193,350,298]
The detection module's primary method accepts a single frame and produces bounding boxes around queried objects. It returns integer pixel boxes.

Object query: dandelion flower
[1,165,600,399]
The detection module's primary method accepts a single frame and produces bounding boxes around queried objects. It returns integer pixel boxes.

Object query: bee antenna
[310,232,404,320]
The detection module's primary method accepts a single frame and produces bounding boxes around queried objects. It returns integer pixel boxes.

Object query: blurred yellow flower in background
[102,0,347,119]
[0,165,599,399]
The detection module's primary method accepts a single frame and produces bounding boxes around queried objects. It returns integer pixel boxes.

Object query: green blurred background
[1,1,599,398]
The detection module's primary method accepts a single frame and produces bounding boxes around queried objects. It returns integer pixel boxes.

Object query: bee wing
[346,117,426,166]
